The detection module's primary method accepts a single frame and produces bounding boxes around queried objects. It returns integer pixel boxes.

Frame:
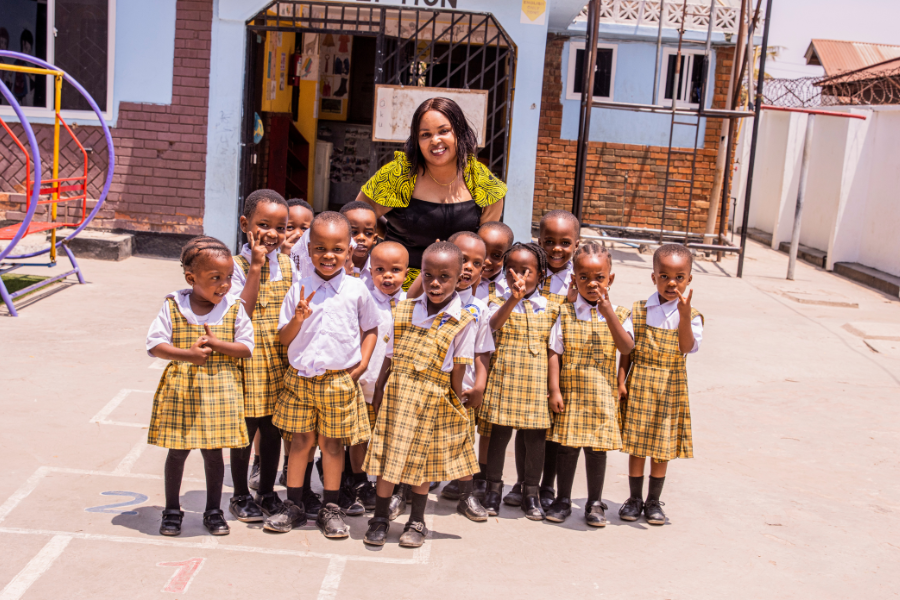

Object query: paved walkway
[1,240,898,599]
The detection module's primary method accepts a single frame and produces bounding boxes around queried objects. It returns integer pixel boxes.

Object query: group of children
[146,189,703,548]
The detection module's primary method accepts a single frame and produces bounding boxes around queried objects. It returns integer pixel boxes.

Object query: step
[777,241,827,269]
[57,228,133,262]
[833,262,900,298]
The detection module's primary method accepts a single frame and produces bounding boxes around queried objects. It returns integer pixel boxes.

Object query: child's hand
[509,269,527,300]
[566,274,578,303]
[348,362,364,382]
[293,285,316,324]
[549,389,565,414]
[282,228,303,255]
[201,324,223,353]
[675,288,693,319]
[618,383,628,405]
[597,285,615,319]
[188,334,213,365]
[247,230,268,267]
[463,387,484,410]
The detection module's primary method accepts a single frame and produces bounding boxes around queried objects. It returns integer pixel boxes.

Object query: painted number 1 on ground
[158,558,205,593]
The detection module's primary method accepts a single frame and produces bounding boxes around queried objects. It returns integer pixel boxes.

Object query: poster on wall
[319,33,352,121]
[318,122,371,206]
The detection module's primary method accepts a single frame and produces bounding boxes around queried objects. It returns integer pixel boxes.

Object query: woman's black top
[383,198,481,269]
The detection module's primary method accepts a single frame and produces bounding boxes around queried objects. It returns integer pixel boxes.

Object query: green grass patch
[1,273,50,299]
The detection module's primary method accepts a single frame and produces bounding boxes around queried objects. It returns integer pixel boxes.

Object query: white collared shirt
[385,292,476,373]
[622,292,703,354]
[475,271,510,302]
[350,256,374,290]
[545,262,574,297]
[278,270,380,377]
[457,287,495,392]
[289,229,357,282]
[487,288,549,329]
[359,286,407,402]
[146,289,254,357]
[548,293,633,354]
[230,244,283,297]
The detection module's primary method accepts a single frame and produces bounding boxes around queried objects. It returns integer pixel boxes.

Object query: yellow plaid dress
[148,299,249,450]
[364,299,478,485]
[540,274,569,305]
[621,301,703,462]
[480,297,560,431]
[234,254,292,418]
[547,303,629,451]
[473,284,505,438]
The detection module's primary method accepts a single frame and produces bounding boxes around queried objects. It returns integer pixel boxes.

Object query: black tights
[230,415,281,496]
[555,446,607,503]
[486,426,546,486]
[164,449,224,512]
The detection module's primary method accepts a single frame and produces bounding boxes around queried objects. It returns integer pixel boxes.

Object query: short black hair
[539,210,581,238]
[310,210,351,240]
[423,241,463,272]
[243,189,287,219]
[653,243,693,271]
[180,236,231,271]
[503,242,549,287]
[20,29,33,47]
[339,200,376,216]
[287,198,313,212]
[573,241,612,270]
[478,221,514,248]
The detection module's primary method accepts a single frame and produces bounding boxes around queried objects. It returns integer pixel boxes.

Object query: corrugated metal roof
[805,39,900,75]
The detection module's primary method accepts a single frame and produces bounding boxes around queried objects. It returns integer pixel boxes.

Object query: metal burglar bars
[240,1,516,214]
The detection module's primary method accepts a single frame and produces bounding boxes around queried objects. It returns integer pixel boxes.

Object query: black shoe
[248,460,260,491]
[482,480,503,516]
[159,509,183,536]
[278,463,287,487]
[545,497,572,523]
[521,484,545,521]
[363,516,390,546]
[255,491,284,517]
[342,485,365,517]
[429,481,440,491]
[473,479,487,501]
[585,500,608,527]
[441,480,461,500]
[303,489,323,518]
[618,497,644,522]
[539,485,556,510]
[644,499,666,525]
[359,480,377,510]
[263,499,307,532]
[229,494,264,522]
[317,503,350,538]
[399,520,427,548]
[503,481,523,506]
[388,485,409,521]
[457,480,488,522]
[203,509,230,535]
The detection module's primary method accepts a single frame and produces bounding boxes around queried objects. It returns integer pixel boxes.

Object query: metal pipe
[592,99,753,117]
[736,0,774,278]
[572,0,601,220]
[598,229,640,249]
[686,243,741,253]
[652,0,666,105]
[589,223,705,238]
[786,114,815,281]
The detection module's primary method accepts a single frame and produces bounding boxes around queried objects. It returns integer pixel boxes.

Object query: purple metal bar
[9,268,79,300]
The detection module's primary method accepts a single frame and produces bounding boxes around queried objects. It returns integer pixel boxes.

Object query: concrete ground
[2,239,899,599]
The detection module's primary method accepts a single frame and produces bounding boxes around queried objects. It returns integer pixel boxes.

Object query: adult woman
[356,97,507,288]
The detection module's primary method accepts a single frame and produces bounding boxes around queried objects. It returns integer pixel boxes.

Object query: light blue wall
[207,0,553,249]
[558,35,718,148]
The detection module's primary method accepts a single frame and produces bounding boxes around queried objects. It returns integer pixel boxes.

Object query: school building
[0,0,744,254]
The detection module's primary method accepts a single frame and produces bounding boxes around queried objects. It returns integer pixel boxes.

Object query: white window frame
[657,47,706,109]
[565,41,617,102]
[0,0,117,123]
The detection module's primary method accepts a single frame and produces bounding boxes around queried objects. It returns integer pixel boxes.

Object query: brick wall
[533,36,734,234]
[0,0,212,236]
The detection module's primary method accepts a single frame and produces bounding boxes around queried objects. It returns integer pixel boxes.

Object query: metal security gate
[239,1,517,217]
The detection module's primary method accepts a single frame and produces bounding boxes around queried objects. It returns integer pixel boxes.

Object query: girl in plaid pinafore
[618,244,704,526]
[545,242,635,527]
[226,189,293,525]
[146,236,254,538]
[481,243,560,521]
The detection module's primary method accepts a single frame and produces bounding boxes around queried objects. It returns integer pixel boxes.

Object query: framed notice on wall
[372,85,489,147]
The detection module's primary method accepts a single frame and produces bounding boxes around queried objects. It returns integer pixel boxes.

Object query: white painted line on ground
[149,358,168,370]
[316,556,347,600]
[113,440,148,474]
[89,389,153,425]
[0,467,48,525]
[0,535,72,600]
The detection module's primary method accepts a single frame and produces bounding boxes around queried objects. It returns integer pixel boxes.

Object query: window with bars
[658,48,706,107]
[565,41,616,101]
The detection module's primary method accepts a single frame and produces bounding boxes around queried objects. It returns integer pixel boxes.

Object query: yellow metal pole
[51,74,62,263]
[0,64,64,77]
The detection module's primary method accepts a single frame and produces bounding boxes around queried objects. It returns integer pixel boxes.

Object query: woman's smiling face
[417,110,458,170]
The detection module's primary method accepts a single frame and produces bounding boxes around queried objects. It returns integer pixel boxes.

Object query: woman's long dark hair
[404,97,478,178]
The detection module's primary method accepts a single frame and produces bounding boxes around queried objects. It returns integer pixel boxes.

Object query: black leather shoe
[429,481,440,491]
[456,480,488,522]
[159,508,183,536]
[317,503,350,538]
[539,485,556,510]
[255,491,284,517]
[482,480,503,516]
[263,499,307,532]
[363,516,390,546]
[502,481,523,506]
[341,485,365,517]
[399,520,428,548]
[644,499,666,525]
[473,478,487,501]
[248,460,260,491]
[303,489,323,518]
[388,485,409,521]
[521,484,545,521]
[545,497,572,523]
[585,500,608,527]
[441,480,461,500]
[229,494,263,522]
[203,509,230,535]
[618,497,643,522]
[359,481,377,510]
